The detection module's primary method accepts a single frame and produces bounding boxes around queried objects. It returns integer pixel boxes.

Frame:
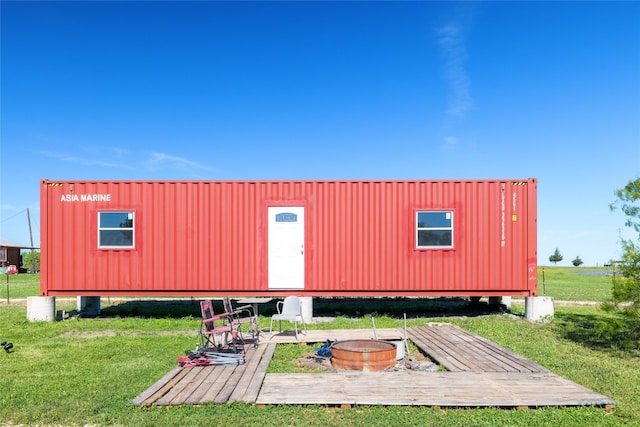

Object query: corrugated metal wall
[40,179,537,296]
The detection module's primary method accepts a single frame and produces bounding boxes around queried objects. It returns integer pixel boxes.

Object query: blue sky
[1,1,639,266]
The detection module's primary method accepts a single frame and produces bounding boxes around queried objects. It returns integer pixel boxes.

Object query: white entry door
[268,206,305,289]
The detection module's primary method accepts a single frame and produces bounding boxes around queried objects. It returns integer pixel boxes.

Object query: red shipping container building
[40,179,537,297]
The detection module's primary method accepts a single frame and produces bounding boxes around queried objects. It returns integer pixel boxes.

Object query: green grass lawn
[0,268,636,426]
[0,272,40,299]
[536,266,615,301]
[1,267,616,302]
[1,298,638,426]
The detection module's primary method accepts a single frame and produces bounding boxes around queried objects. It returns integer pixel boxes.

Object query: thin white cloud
[38,150,130,169]
[37,148,212,176]
[82,145,130,159]
[435,5,477,154]
[146,152,211,171]
[437,24,474,119]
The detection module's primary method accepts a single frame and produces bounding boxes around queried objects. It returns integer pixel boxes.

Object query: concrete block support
[77,296,101,316]
[501,296,512,309]
[525,296,554,322]
[27,296,56,322]
[300,296,313,324]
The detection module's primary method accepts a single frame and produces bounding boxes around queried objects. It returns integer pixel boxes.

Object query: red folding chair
[199,300,244,353]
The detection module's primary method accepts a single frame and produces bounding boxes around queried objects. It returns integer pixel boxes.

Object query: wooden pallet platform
[132,343,275,406]
[131,325,616,408]
[407,324,550,373]
[257,371,615,407]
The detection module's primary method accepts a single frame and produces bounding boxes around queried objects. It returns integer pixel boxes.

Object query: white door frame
[267,205,305,289]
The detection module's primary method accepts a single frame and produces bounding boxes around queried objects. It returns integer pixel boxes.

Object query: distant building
[1,237,38,273]
[1,237,23,271]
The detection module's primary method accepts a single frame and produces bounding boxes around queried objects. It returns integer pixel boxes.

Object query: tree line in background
[548,248,583,267]
[21,250,39,273]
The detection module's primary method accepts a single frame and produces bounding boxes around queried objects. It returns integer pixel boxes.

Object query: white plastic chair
[269,296,307,339]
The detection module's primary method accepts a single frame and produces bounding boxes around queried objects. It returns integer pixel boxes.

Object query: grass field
[1,272,40,299]
[536,266,615,301]
[0,266,618,302]
[1,268,637,426]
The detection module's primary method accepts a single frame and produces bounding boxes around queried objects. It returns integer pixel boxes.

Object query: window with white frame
[98,211,134,249]
[416,211,454,249]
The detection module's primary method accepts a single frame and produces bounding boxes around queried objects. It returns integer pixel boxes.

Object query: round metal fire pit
[331,339,397,372]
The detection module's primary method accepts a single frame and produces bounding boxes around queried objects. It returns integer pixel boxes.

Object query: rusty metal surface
[331,340,397,372]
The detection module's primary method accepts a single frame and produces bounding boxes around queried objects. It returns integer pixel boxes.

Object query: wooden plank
[187,346,256,404]
[139,367,191,406]
[438,327,500,371]
[408,327,469,371]
[408,325,550,373]
[169,365,219,405]
[240,343,276,403]
[183,365,234,404]
[448,328,529,372]
[256,371,616,407]
[416,326,476,369]
[212,353,256,403]
[437,325,548,373]
[131,366,183,406]
[228,344,269,402]
[407,327,453,366]
[156,366,205,405]
[259,372,465,405]
[432,326,502,370]
[423,326,498,371]
[178,345,260,404]
[453,327,551,373]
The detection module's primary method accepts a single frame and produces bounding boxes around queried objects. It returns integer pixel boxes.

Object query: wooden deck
[406,324,550,373]
[257,371,614,407]
[132,343,275,406]
[132,325,616,408]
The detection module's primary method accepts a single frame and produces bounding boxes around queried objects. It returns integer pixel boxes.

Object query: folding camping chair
[222,297,260,347]
[199,300,244,353]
